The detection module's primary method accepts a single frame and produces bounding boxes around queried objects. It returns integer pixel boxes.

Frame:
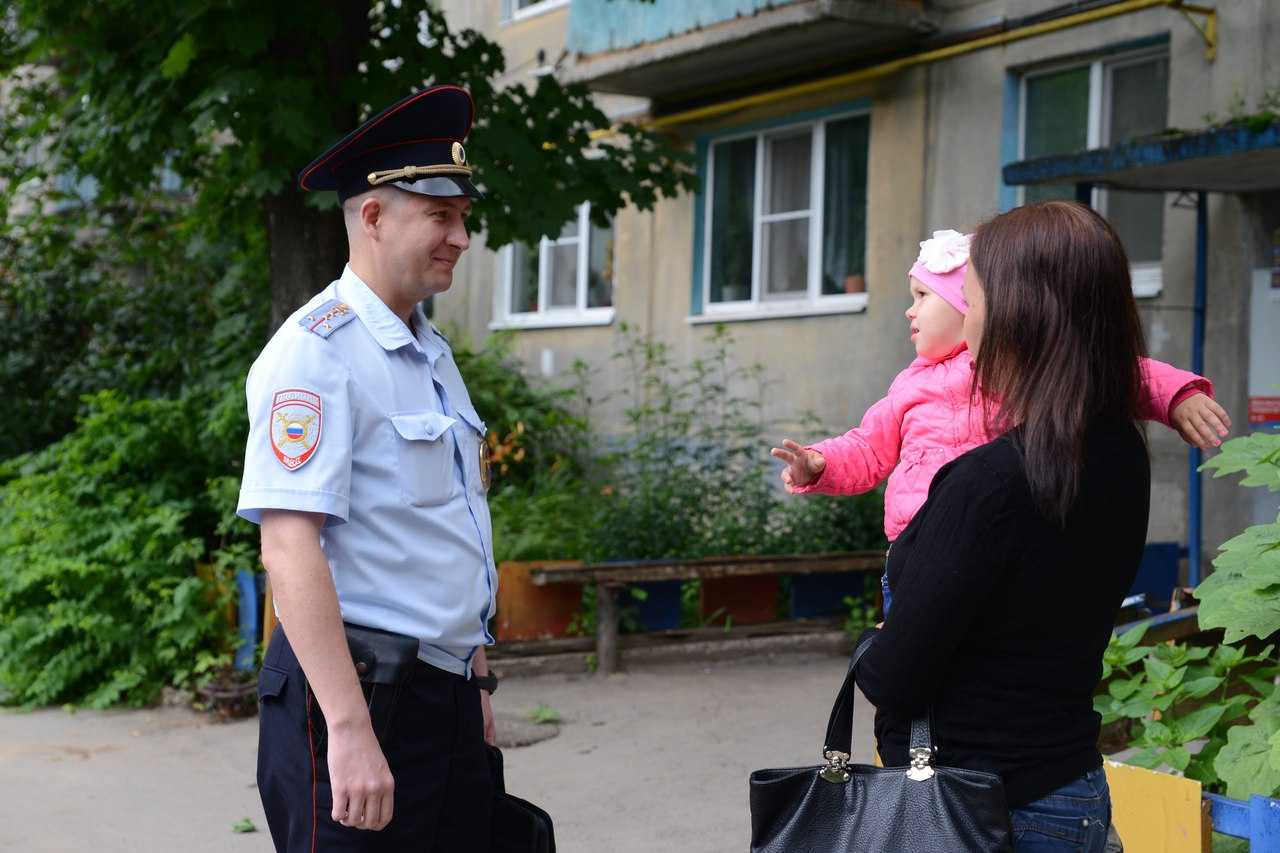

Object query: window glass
[588,219,614,308]
[548,242,578,308]
[709,137,757,304]
[822,115,869,295]
[504,205,612,318]
[510,241,539,314]
[1109,57,1168,144]
[765,131,811,214]
[763,218,808,297]
[1107,58,1169,264]
[1023,66,1090,204]
[704,114,870,308]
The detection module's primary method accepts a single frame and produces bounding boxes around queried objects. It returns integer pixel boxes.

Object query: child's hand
[770,439,827,488]
[1171,393,1231,449]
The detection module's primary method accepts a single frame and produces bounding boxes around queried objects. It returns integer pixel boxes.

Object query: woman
[853,201,1151,851]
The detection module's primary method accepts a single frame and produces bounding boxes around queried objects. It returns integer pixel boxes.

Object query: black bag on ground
[748,635,1013,852]
[488,745,556,853]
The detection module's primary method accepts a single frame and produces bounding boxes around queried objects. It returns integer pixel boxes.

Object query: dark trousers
[257,628,493,852]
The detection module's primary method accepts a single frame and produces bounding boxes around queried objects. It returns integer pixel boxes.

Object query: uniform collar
[411,301,447,365]
[338,265,441,362]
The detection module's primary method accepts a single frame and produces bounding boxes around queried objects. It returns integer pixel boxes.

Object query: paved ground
[0,651,871,853]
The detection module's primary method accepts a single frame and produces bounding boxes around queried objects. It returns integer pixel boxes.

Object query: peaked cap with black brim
[298,84,482,202]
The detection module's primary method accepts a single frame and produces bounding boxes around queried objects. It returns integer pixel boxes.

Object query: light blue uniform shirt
[237,265,496,676]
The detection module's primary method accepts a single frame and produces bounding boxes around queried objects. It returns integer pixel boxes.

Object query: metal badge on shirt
[479,440,492,491]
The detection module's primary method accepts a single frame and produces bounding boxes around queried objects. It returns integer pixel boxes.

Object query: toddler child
[771,229,1231,616]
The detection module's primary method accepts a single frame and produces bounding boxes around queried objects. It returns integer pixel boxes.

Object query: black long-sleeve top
[854,420,1150,807]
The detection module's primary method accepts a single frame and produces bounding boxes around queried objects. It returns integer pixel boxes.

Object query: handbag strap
[821,632,934,761]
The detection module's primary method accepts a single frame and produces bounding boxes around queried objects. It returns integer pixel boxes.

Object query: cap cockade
[298,85,483,202]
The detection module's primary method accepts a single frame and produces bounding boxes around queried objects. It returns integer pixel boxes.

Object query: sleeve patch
[299,300,356,338]
[270,389,323,470]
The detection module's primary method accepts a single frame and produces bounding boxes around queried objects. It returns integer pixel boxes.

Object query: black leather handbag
[749,636,1013,852]
[488,745,556,853]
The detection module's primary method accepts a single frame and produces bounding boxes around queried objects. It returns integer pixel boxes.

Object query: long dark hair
[969,201,1147,526]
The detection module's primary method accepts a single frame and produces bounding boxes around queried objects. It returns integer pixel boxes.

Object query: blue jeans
[1009,767,1112,852]
[880,570,893,618]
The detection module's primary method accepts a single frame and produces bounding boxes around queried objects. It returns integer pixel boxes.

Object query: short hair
[342,186,401,230]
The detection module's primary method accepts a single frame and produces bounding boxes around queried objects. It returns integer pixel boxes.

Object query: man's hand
[327,719,395,831]
[259,510,395,831]
[481,690,496,746]
[770,439,827,488]
[1171,393,1231,449]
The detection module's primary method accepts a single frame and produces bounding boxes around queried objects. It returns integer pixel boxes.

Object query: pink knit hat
[908,229,971,315]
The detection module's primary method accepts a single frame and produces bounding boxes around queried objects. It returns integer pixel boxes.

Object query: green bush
[0,390,248,707]
[483,323,885,568]
[0,197,265,458]
[0,185,266,707]
[1095,623,1278,797]
[576,324,885,563]
[450,330,584,492]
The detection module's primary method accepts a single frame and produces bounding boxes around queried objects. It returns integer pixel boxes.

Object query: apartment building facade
[433,0,1280,572]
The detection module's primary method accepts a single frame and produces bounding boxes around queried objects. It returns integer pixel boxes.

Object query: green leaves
[160,33,197,79]
[1102,430,1280,797]
[1098,622,1279,797]
[0,386,252,707]
[1200,431,1280,491]
[1194,430,1280,642]
[1215,722,1280,800]
[1178,704,1230,741]
[1194,517,1280,643]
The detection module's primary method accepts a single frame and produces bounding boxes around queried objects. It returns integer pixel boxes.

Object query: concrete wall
[434,0,1279,568]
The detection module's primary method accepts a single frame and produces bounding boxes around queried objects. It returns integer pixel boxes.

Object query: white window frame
[502,0,570,24]
[693,109,870,324]
[491,202,616,330]
[1018,47,1169,298]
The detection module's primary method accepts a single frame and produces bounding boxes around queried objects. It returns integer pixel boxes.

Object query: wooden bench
[528,551,887,674]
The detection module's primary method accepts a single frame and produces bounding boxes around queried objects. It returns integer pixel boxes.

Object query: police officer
[237,85,498,852]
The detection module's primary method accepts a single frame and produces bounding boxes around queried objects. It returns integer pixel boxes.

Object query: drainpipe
[1188,191,1208,586]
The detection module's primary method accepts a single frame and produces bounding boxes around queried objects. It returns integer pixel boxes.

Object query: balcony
[563,0,937,100]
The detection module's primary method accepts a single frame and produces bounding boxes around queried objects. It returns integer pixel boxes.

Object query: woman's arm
[853,459,1017,713]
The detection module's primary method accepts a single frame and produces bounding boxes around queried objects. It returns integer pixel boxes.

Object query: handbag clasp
[906,746,935,781]
[820,749,850,783]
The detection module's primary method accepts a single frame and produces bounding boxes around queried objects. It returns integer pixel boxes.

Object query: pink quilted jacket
[790,346,1212,541]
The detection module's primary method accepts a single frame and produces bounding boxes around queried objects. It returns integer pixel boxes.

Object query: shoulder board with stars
[299,299,356,339]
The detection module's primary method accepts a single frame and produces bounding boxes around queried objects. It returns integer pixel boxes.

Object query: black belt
[345,623,498,693]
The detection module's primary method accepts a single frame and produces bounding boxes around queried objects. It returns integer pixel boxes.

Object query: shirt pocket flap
[455,405,486,435]
[390,411,457,442]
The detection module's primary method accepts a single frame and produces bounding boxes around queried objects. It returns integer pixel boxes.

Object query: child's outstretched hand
[771,439,827,488]
[1171,393,1231,449]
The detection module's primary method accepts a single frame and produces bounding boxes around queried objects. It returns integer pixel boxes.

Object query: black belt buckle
[343,622,418,742]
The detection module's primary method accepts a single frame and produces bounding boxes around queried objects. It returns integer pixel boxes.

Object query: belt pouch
[343,622,419,742]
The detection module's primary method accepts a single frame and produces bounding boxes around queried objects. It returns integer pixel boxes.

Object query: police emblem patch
[270,389,322,471]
